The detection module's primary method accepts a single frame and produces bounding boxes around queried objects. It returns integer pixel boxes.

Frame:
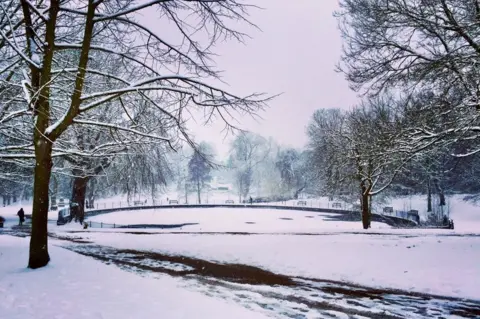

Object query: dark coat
[17,208,25,222]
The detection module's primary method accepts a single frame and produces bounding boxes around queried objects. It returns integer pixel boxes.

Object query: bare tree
[308,97,410,228]
[188,142,214,204]
[229,132,270,202]
[0,0,269,268]
[275,148,308,198]
[336,0,480,155]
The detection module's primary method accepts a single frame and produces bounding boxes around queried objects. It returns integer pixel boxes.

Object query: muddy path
[62,243,480,319]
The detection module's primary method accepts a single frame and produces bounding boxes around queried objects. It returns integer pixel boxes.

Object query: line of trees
[3,0,480,269]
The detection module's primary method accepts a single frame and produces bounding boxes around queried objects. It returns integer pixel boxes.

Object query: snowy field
[2,194,480,318]
[0,236,268,319]
[86,207,391,232]
[60,202,480,300]
[55,222,480,300]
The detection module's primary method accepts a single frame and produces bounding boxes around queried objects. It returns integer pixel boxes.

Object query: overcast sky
[174,1,360,158]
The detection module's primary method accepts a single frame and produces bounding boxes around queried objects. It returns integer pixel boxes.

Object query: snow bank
[0,235,268,319]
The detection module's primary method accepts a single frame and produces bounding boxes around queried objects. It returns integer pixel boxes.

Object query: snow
[0,201,58,227]
[86,207,391,232]
[30,37,41,65]
[44,111,68,135]
[63,229,480,300]
[0,235,269,319]
[449,197,480,232]
[386,195,480,233]
[2,194,480,317]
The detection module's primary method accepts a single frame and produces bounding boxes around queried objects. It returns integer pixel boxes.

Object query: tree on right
[336,0,480,155]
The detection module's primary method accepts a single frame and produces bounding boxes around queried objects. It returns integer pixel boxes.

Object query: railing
[84,221,199,229]
[53,203,420,228]
[86,200,424,224]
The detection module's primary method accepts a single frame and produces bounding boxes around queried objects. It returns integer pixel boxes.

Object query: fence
[87,200,423,224]
[84,220,199,229]
[67,203,419,228]
[89,199,344,210]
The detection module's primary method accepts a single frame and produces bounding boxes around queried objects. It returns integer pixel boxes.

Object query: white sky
[155,1,360,159]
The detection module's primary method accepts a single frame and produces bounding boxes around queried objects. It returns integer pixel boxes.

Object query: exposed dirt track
[63,242,480,319]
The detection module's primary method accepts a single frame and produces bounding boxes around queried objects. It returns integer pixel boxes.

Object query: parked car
[0,215,5,228]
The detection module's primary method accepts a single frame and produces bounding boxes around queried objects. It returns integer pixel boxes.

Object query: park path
[3,228,480,318]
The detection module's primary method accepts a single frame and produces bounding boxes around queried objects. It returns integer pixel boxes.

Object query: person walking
[17,208,25,226]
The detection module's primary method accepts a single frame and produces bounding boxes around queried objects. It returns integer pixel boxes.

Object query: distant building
[210,176,232,191]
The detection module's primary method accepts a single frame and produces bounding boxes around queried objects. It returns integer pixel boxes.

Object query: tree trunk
[439,192,446,206]
[71,176,88,223]
[433,179,446,206]
[26,0,59,269]
[150,177,156,203]
[360,181,371,230]
[294,183,306,199]
[361,192,370,229]
[427,179,432,213]
[197,180,201,204]
[126,181,131,204]
[50,175,58,211]
[87,178,96,209]
[184,181,188,204]
[29,142,52,269]
[23,185,30,200]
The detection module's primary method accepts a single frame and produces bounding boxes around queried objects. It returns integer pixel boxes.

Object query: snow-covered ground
[60,201,480,300]
[0,235,268,319]
[55,224,480,301]
[2,193,480,316]
[86,207,391,232]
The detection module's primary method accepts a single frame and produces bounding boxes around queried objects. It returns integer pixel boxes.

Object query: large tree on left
[0,0,268,269]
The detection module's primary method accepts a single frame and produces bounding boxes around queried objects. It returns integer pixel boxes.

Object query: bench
[133,201,144,206]
[169,200,179,204]
[225,200,234,204]
[297,200,307,206]
[383,206,394,214]
[332,202,342,208]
